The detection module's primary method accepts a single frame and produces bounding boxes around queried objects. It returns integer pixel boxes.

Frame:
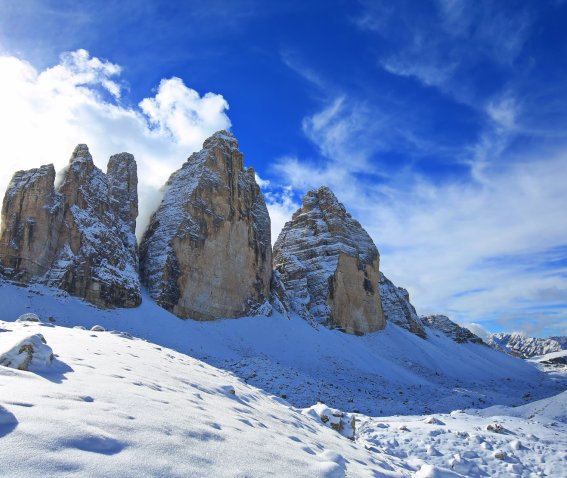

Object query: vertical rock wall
[139,130,272,320]
[0,145,141,308]
[273,186,385,335]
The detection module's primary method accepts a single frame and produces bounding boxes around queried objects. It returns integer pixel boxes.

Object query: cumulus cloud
[0,49,231,238]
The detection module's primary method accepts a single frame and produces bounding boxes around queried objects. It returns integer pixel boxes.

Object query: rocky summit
[139,130,272,320]
[0,145,141,308]
[422,314,484,344]
[273,186,385,335]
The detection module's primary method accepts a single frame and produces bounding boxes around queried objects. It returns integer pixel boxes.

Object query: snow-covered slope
[0,320,406,477]
[2,309,566,477]
[488,332,567,358]
[0,280,564,418]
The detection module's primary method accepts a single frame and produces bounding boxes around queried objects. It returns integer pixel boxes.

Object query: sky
[0,0,566,337]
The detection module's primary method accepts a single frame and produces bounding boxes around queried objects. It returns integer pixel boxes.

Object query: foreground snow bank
[356,395,567,477]
[0,321,406,477]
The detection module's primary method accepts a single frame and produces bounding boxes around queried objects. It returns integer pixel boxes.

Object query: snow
[0,280,566,476]
[0,320,404,477]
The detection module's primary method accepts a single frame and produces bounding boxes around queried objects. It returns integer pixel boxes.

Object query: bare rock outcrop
[139,130,272,320]
[273,186,385,335]
[0,145,141,308]
[422,314,484,344]
[379,273,426,338]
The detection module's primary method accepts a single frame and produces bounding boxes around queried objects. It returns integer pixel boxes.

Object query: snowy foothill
[0,280,566,476]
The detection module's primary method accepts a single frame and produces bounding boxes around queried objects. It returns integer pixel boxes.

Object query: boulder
[0,145,141,308]
[139,130,272,320]
[273,186,384,335]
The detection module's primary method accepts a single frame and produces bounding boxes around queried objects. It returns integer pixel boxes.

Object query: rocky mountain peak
[140,130,272,321]
[70,143,92,163]
[202,129,239,151]
[273,186,384,335]
[0,144,141,308]
[422,314,484,344]
[300,186,347,218]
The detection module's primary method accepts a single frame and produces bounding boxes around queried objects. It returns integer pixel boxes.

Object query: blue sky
[1,0,566,336]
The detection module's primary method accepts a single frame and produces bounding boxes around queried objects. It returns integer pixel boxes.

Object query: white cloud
[263,184,300,245]
[0,49,231,238]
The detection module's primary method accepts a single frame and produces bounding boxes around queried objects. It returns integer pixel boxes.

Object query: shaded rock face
[379,273,426,338]
[0,145,141,308]
[422,315,484,344]
[139,130,272,320]
[273,186,385,335]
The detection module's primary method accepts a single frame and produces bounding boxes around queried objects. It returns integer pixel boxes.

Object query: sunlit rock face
[0,145,141,308]
[273,186,385,335]
[139,130,272,320]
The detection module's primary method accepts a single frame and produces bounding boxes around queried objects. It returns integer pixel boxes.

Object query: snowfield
[1,280,566,477]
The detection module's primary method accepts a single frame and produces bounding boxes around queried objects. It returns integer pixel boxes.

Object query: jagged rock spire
[139,130,272,320]
[0,145,141,308]
[273,186,385,335]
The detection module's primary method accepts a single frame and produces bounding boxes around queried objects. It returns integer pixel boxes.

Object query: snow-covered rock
[273,186,385,335]
[303,402,356,439]
[16,313,40,323]
[379,273,426,338]
[140,131,272,320]
[0,333,54,371]
[0,145,141,308]
[421,315,484,344]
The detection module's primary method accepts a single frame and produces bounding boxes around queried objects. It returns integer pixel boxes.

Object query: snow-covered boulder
[0,333,54,371]
[16,313,41,323]
[0,145,141,308]
[140,131,272,320]
[273,186,385,335]
[303,403,356,440]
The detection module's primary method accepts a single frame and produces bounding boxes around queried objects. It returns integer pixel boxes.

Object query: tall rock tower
[0,145,141,308]
[273,186,385,335]
[139,130,272,320]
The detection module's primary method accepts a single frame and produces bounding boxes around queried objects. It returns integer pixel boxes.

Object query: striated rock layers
[422,315,484,344]
[0,145,141,308]
[379,273,426,338]
[139,130,272,320]
[273,186,385,335]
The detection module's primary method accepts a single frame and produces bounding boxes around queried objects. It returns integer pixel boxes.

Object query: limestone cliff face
[273,187,385,335]
[0,145,141,308]
[139,130,272,320]
[379,273,426,338]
